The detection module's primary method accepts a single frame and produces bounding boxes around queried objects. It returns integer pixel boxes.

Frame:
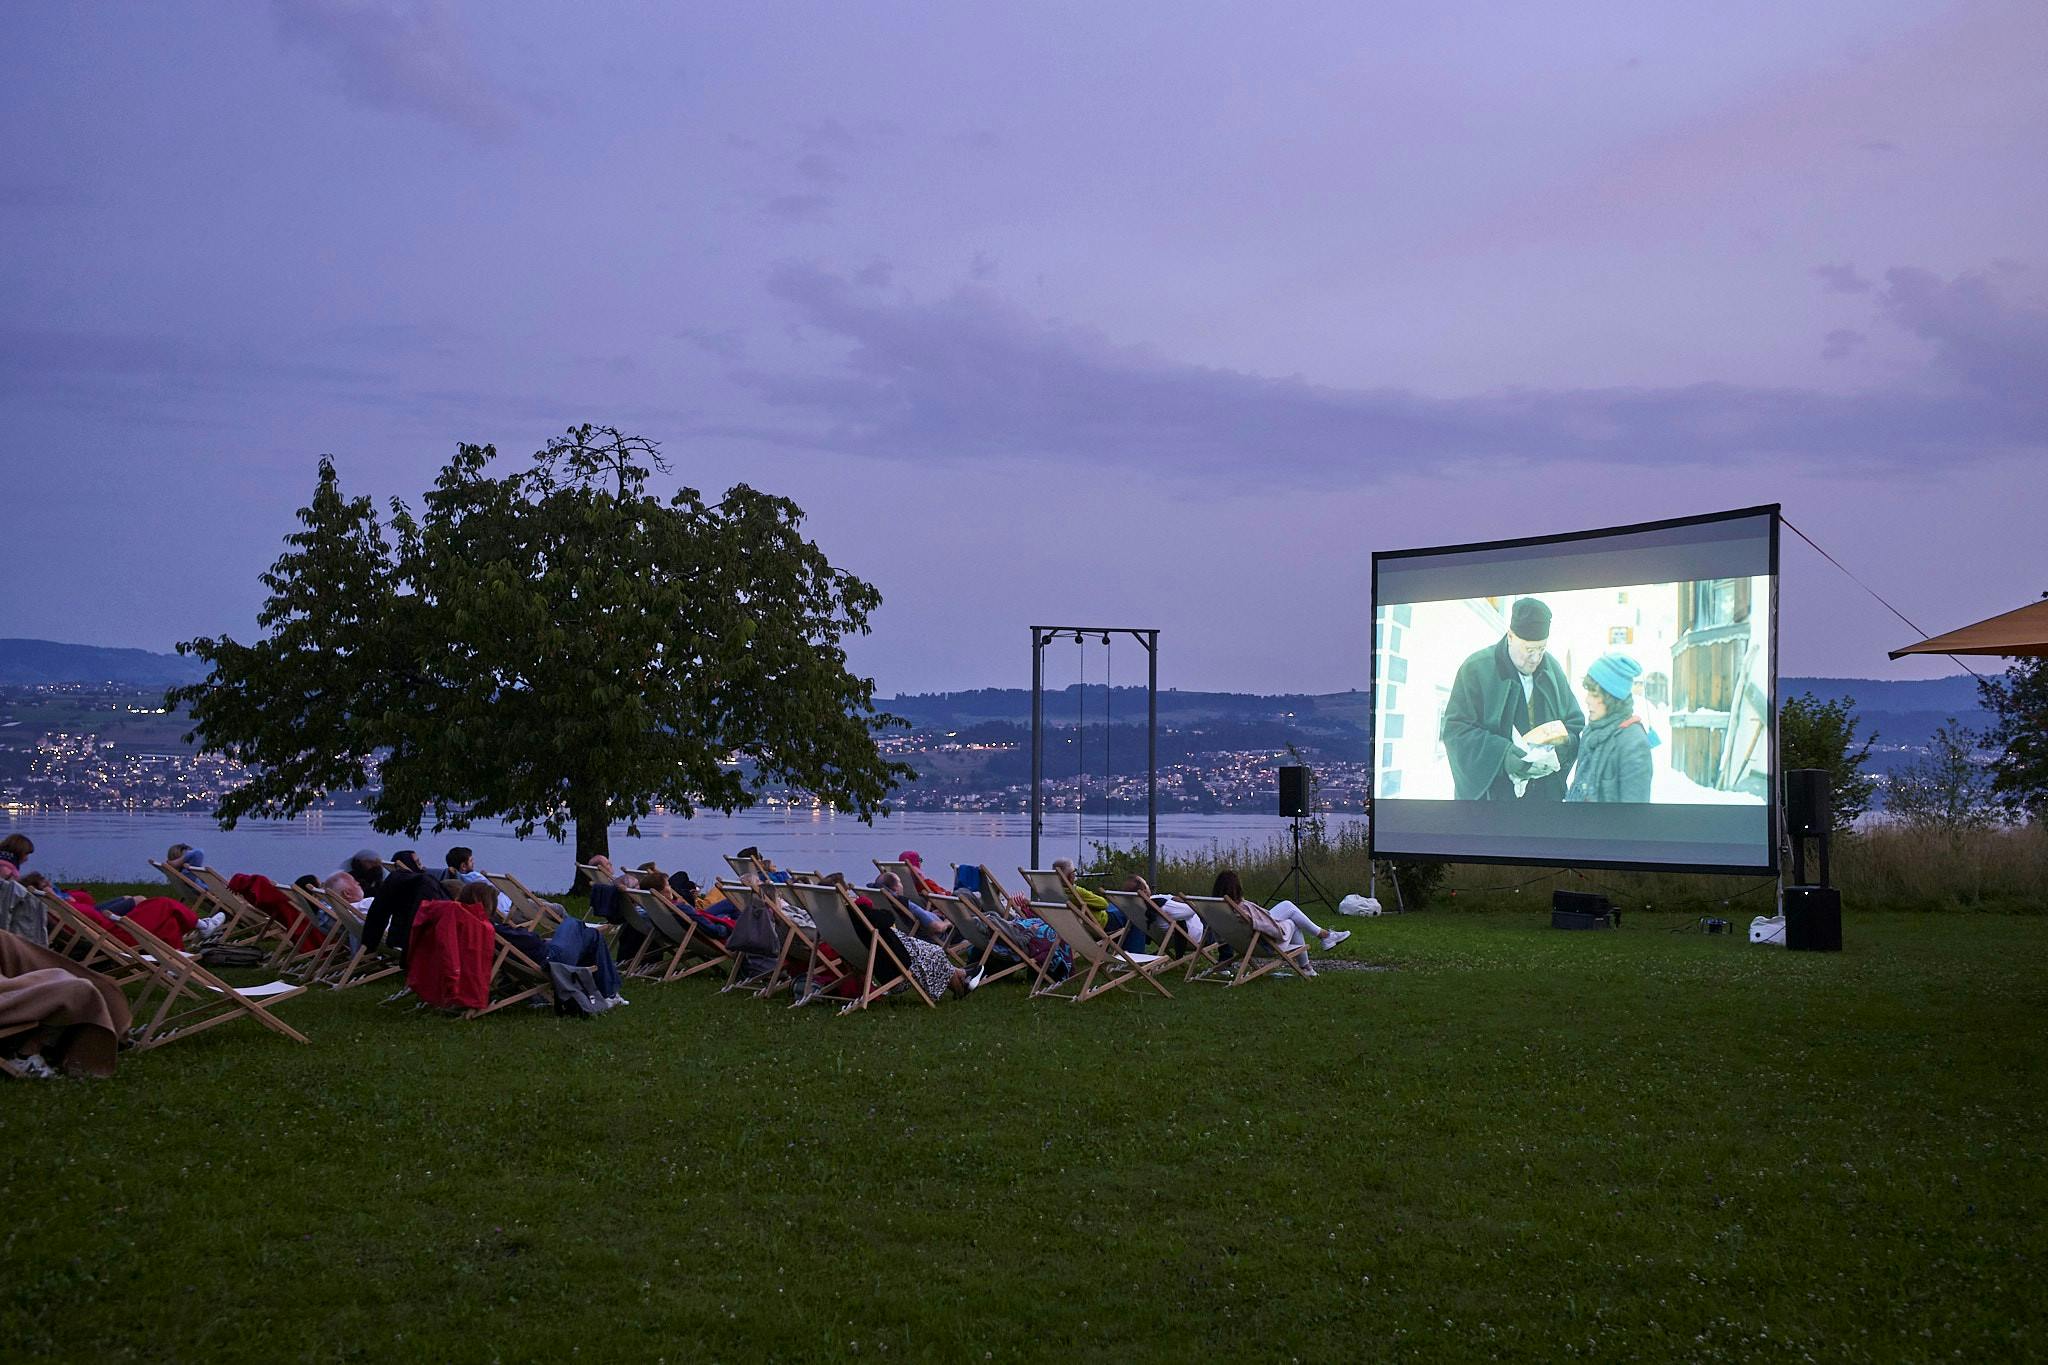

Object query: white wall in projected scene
[1369,506,1778,874]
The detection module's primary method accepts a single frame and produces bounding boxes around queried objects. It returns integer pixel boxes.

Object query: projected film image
[1374,577,1771,806]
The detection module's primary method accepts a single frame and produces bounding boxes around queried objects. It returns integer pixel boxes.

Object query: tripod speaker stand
[1267,815,1336,910]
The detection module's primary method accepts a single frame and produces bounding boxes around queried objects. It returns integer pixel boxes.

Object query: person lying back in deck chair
[735,847,790,883]
[848,895,975,1001]
[644,870,734,941]
[871,870,948,942]
[1124,875,1204,950]
[1053,857,1145,952]
[455,882,553,968]
[1211,869,1350,955]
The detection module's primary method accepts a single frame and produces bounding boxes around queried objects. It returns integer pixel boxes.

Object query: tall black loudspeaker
[1786,768,1832,837]
[1278,766,1309,818]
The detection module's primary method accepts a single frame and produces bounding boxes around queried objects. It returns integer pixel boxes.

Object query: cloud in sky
[271,0,526,141]
[730,261,2047,481]
[5,2,2044,688]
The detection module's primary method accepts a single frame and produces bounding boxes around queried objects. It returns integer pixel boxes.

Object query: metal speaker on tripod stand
[1268,765,1334,909]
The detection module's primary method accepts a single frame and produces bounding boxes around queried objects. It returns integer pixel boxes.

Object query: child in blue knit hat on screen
[1566,651,1658,803]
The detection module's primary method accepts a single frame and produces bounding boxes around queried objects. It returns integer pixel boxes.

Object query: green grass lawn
[6,910,2045,1362]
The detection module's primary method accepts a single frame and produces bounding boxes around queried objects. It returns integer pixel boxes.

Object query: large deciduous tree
[170,426,910,879]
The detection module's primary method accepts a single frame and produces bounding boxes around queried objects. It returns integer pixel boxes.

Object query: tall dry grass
[1137,821,2048,914]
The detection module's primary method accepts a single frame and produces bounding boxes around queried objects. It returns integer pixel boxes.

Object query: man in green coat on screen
[1440,596,1585,801]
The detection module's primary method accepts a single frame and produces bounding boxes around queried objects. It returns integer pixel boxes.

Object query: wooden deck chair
[190,863,303,953]
[1026,896,1175,1003]
[622,885,732,983]
[1102,888,1204,961]
[67,900,310,1048]
[873,859,924,899]
[483,871,566,935]
[35,887,154,990]
[267,884,344,981]
[724,853,767,882]
[603,887,670,978]
[1178,895,1313,986]
[927,889,1037,988]
[296,885,403,991]
[784,881,938,1014]
[576,861,618,887]
[462,928,553,1020]
[976,865,1025,911]
[1019,868,1068,905]
[150,859,268,947]
[709,879,807,997]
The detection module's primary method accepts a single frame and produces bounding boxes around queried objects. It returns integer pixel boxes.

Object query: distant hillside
[885,677,1984,728]
[1780,675,1987,714]
[0,638,204,687]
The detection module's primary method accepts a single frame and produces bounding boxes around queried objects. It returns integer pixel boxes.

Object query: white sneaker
[1321,929,1351,951]
[607,995,629,1007]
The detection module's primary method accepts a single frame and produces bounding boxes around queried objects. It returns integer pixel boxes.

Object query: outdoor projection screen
[1370,505,1779,874]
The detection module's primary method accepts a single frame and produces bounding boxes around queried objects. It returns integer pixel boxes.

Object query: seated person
[735,846,790,883]
[849,894,972,1000]
[1211,869,1350,954]
[980,891,1072,982]
[454,881,551,967]
[345,848,386,896]
[871,870,947,943]
[360,852,446,961]
[1124,874,1204,951]
[899,850,947,898]
[644,870,733,941]
[323,870,369,907]
[1053,857,1144,951]
[440,846,513,915]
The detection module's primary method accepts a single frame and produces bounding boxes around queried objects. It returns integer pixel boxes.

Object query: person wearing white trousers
[1210,869,1351,952]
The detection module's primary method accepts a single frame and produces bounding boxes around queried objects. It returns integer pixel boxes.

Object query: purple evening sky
[3,2,2044,696]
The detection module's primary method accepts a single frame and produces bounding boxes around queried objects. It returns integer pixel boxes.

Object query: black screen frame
[1368,503,1781,877]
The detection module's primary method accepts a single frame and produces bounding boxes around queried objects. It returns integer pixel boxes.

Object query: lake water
[11,809,1367,891]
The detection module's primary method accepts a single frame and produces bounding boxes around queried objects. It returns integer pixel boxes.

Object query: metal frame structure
[1029,627,1160,883]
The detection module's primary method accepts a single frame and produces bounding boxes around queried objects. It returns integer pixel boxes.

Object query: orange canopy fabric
[1890,597,2048,659]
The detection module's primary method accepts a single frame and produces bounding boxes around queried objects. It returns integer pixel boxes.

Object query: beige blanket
[0,932,130,1076]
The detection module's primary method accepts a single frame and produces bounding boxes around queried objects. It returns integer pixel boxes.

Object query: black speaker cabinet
[1784,884,1842,951]
[1551,889,1614,930]
[1278,765,1309,818]
[1786,769,1832,837]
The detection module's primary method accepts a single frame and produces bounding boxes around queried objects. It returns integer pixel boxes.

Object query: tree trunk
[573,805,611,892]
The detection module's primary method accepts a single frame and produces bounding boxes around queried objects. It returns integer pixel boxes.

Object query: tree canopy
[170,426,910,877]
[1778,690,1879,828]
[1978,647,2048,822]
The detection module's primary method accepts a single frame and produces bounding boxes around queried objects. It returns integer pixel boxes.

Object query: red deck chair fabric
[229,872,325,952]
